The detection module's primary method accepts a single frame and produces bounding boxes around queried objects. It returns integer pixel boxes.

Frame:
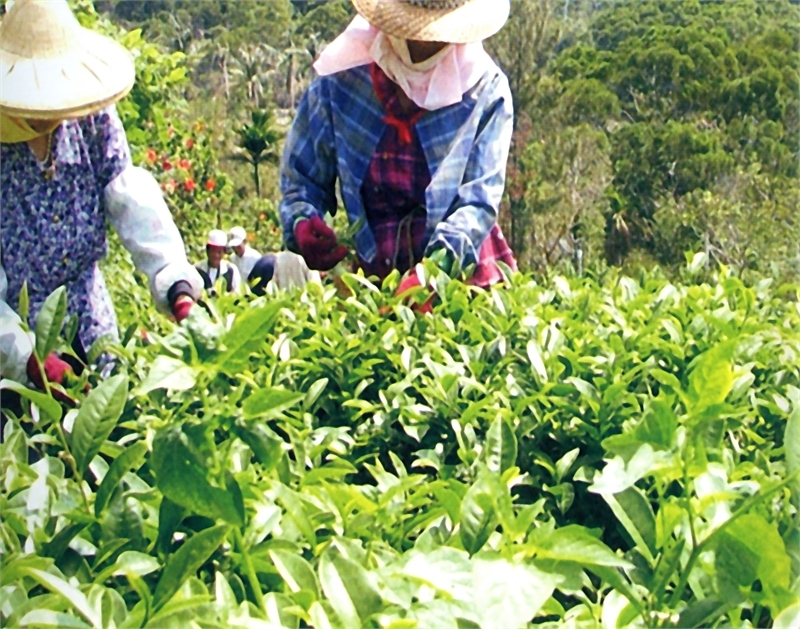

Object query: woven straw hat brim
[351,0,509,44]
[0,3,135,119]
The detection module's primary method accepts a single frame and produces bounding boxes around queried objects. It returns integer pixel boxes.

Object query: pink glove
[396,267,434,314]
[295,216,349,271]
[26,353,77,404]
[171,296,194,322]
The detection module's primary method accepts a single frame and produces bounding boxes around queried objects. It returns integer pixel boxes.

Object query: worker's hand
[26,353,77,404]
[396,265,434,314]
[295,216,349,271]
[171,295,195,322]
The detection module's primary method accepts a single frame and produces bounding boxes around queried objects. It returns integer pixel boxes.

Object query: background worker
[195,229,241,295]
[228,225,261,282]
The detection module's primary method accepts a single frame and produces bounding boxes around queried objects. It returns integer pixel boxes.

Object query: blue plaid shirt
[279,62,514,268]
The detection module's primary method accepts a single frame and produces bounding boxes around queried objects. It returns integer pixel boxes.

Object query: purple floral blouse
[0,107,130,352]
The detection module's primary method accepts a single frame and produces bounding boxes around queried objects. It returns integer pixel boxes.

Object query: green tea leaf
[687,342,736,413]
[18,281,29,324]
[459,476,497,555]
[153,426,243,526]
[527,340,548,385]
[635,397,678,450]
[95,441,149,518]
[0,379,62,423]
[72,375,129,474]
[137,356,196,395]
[715,513,790,594]
[152,524,230,613]
[35,287,67,360]
[235,423,284,470]
[276,484,317,549]
[18,610,92,629]
[269,549,320,598]
[531,525,634,569]
[786,393,800,510]
[470,558,558,629]
[319,545,382,628]
[242,387,304,420]
[603,487,657,562]
[156,497,186,558]
[216,300,284,375]
[24,568,101,628]
[773,603,800,629]
[483,416,517,475]
[303,378,330,411]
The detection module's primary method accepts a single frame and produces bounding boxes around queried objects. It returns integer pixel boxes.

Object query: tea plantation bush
[2,263,799,628]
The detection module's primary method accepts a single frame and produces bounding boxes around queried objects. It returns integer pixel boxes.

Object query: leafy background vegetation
[2,1,799,628]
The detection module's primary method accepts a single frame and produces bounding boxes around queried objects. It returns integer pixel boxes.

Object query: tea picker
[0,0,203,390]
[280,0,518,309]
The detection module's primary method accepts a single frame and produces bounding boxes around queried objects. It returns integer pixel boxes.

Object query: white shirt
[195,259,242,294]
[232,246,261,283]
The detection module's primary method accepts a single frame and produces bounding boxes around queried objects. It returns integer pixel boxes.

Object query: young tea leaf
[483,416,517,475]
[152,524,230,613]
[23,568,101,628]
[242,387,305,420]
[269,549,320,598]
[72,375,129,475]
[152,426,243,526]
[216,300,284,375]
[319,545,382,628]
[0,379,62,423]
[95,441,149,518]
[34,287,67,360]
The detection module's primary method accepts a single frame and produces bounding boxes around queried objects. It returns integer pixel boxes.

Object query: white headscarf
[313,16,492,111]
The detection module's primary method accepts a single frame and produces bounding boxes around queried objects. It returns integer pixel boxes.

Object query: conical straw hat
[0,0,135,119]
[351,0,510,44]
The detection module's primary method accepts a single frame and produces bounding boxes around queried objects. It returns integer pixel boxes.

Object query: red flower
[186,138,195,150]
[162,160,173,171]
[145,148,157,164]
[205,178,216,192]
[178,159,191,170]
[184,178,196,193]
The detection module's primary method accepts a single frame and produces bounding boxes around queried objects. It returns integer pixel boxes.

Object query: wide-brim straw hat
[351,0,510,44]
[0,0,135,119]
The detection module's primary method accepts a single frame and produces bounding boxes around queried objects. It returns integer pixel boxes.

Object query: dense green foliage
[2,3,799,628]
[89,0,800,281]
[2,262,800,628]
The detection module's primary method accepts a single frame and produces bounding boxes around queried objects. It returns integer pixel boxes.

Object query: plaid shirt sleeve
[425,73,514,270]
[279,78,340,253]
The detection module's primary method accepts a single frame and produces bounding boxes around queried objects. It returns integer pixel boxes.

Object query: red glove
[295,216,349,271]
[396,267,434,314]
[26,353,77,404]
[171,296,194,322]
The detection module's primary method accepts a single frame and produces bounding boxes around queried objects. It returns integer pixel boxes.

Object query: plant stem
[233,527,266,616]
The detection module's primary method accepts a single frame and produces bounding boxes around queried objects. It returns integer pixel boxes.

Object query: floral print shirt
[0,107,130,351]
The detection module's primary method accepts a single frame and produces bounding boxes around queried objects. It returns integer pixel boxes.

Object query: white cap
[228,226,247,248]
[207,229,227,248]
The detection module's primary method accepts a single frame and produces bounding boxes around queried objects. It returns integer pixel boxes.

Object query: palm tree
[230,44,279,109]
[228,110,283,198]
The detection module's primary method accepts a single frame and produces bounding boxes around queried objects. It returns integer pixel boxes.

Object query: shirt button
[382,152,390,159]
[62,257,68,265]
[52,216,60,223]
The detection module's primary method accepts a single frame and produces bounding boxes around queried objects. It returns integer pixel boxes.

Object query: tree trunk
[254,162,261,198]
